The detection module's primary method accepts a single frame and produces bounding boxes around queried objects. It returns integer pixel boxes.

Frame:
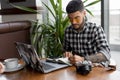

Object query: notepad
[46,57,72,66]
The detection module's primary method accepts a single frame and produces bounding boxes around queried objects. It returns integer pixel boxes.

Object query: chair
[0,21,31,59]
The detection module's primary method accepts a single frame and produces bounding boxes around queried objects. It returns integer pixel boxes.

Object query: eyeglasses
[69,16,81,23]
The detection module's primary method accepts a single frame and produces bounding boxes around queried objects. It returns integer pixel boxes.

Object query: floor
[111,51,120,70]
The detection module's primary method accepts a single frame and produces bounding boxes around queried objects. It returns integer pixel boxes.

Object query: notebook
[15,42,69,73]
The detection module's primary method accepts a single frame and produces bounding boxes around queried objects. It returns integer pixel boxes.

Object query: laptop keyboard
[41,62,55,70]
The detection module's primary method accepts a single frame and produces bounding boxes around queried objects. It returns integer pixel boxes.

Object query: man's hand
[69,55,84,65]
[64,52,85,65]
[64,51,73,58]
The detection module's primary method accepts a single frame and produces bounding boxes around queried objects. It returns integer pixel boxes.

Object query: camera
[75,60,92,75]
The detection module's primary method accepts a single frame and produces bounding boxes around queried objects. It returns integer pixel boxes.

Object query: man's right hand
[64,51,73,58]
[64,52,85,65]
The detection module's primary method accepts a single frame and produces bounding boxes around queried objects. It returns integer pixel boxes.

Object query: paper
[107,59,116,71]
[46,57,72,66]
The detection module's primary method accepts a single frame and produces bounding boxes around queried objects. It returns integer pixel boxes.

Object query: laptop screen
[15,42,43,72]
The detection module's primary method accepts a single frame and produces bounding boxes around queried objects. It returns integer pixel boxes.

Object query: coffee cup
[4,58,18,69]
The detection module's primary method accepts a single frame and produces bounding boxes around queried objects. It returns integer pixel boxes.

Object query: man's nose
[72,19,77,24]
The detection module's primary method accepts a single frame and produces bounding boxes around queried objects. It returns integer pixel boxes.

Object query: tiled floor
[111,51,120,70]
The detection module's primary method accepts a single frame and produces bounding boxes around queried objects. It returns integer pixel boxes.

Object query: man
[63,0,111,66]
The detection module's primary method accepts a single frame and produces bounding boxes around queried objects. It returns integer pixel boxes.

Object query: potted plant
[32,0,70,58]
[11,0,100,58]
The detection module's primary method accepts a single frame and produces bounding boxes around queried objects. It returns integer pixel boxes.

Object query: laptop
[15,42,69,73]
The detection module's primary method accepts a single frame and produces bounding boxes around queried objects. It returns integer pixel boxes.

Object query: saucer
[4,64,24,72]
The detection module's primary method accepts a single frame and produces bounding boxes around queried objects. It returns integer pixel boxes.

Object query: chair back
[0,21,31,59]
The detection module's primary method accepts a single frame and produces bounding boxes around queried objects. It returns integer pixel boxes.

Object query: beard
[72,24,81,30]
[72,19,85,31]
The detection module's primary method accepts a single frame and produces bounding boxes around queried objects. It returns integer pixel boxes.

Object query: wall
[0,0,43,22]
[2,14,37,22]
[1,0,35,9]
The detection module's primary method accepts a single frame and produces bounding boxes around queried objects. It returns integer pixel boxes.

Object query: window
[86,0,101,25]
[109,0,120,51]
[109,0,120,45]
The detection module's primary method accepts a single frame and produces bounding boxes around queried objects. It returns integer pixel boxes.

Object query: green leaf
[85,0,100,7]
[83,0,88,3]
[10,4,37,13]
[86,9,94,16]
[50,0,57,14]
[42,2,56,19]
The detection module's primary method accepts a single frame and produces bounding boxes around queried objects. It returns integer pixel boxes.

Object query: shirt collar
[72,21,87,33]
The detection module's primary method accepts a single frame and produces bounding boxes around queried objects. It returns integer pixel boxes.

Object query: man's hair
[66,0,85,13]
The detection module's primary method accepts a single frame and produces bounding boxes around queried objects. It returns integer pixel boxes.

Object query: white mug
[4,58,18,69]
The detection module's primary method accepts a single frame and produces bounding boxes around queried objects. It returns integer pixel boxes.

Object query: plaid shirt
[63,22,110,60]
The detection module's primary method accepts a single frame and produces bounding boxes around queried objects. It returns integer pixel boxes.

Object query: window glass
[86,0,101,25]
[109,0,120,45]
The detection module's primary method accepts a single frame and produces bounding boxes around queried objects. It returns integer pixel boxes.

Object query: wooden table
[0,66,120,80]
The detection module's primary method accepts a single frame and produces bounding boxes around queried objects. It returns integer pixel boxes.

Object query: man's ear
[83,10,86,16]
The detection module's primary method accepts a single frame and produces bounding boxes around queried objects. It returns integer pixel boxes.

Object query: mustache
[72,24,80,26]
